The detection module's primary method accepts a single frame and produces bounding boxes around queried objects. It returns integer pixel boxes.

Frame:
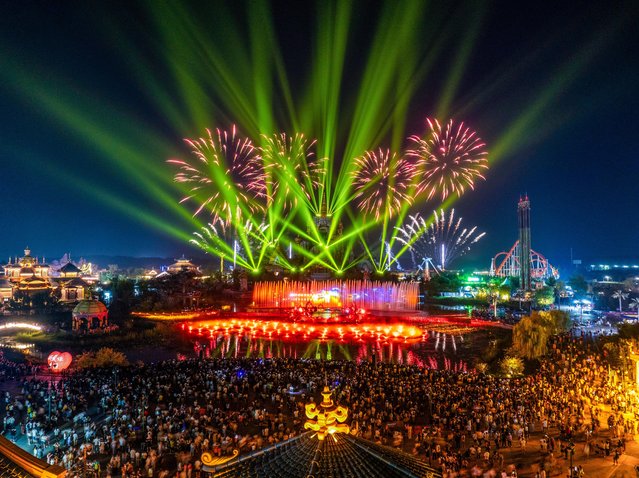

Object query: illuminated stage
[182,318,423,343]
[252,280,419,311]
[133,280,500,369]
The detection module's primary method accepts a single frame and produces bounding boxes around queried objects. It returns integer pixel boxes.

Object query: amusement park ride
[490,240,559,282]
[490,196,559,287]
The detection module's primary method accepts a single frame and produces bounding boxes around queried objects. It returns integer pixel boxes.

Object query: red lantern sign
[48,351,72,371]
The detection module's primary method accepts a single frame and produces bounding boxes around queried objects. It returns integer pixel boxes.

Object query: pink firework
[406,118,488,201]
[167,126,266,225]
[352,148,414,219]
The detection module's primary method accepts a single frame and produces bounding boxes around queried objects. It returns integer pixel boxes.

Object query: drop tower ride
[518,196,531,290]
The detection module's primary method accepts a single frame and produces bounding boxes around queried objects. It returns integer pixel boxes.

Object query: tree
[534,287,555,307]
[568,275,588,296]
[75,347,129,369]
[510,310,570,359]
[545,309,571,333]
[474,362,488,374]
[553,281,567,308]
[630,297,639,320]
[511,313,550,359]
[617,322,639,339]
[509,276,521,291]
[107,277,136,318]
[602,342,622,368]
[500,356,524,377]
[422,272,462,296]
[612,290,629,312]
[623,278,638,292]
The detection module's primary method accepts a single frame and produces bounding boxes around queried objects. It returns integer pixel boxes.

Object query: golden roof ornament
[201,449,239,467]
[304,386,350,440]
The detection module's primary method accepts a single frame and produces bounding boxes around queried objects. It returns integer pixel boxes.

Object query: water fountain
[252,280,419,311]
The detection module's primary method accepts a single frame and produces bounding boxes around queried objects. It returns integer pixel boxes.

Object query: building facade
[1,248,90,305]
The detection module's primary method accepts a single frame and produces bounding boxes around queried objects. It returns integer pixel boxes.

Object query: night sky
[0,0,637,272]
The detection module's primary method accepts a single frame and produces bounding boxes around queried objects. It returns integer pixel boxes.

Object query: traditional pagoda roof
[65,277,89,287]
[59,262,81,274]
[167,255,200,274]
[205,432,441,478]
[19,276,49,289]
[52,277,89,288]
[205,388,440,478]
[22,275,43,282]
[14,248,48,268]
[0,435,65,478]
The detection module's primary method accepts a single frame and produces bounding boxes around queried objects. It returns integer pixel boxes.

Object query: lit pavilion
[203,388,441,478]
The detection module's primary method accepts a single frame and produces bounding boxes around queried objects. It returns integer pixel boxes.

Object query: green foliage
[105,277,136,318]
[9,289,57,311]
[75,347,129,369]
[534,286,555,306]
[617,322,639,340]
[479,329,511,365]
[132,271,245,312]
[568,275,588,295]
[545,310,572,333]
[474,362,488,374]
[499,356,524,377]
[554,280,566,294]
[509,276,521,290]
[510,310,571,359]
[422,272,463,296]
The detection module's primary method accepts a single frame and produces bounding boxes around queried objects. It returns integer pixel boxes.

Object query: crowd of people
[0,333,637,478]
[0,355,38,382]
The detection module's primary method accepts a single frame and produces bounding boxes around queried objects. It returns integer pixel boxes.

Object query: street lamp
[568,441,575,477]
[47,378,53,422]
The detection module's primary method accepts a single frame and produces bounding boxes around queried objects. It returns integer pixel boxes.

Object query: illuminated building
[51,262,90,302]
[0,278,12,302]
[141,268,159,280]
[72,299,109,332]
[165,255,201,274]
[3,247,52,298]
[1,248,91,304]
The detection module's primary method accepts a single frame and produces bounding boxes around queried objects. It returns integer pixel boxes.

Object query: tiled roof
[0,436,65,478]
[207,432,441,478]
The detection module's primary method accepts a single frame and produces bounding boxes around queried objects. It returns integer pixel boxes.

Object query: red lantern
[48,351,72,371]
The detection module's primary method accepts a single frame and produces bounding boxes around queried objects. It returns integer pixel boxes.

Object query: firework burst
[352,148,414,219]
[170,117,490,273]
[168,126,266,226]
[260,133,319,210]
[191,219,270,265]
[396,209,485,269]
[406,119,488,201]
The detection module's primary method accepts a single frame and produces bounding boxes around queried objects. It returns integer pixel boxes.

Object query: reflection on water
[189,329,470,371]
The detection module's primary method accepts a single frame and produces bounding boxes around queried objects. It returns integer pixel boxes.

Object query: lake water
[1,306,506,369]
[181,306,504,370]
